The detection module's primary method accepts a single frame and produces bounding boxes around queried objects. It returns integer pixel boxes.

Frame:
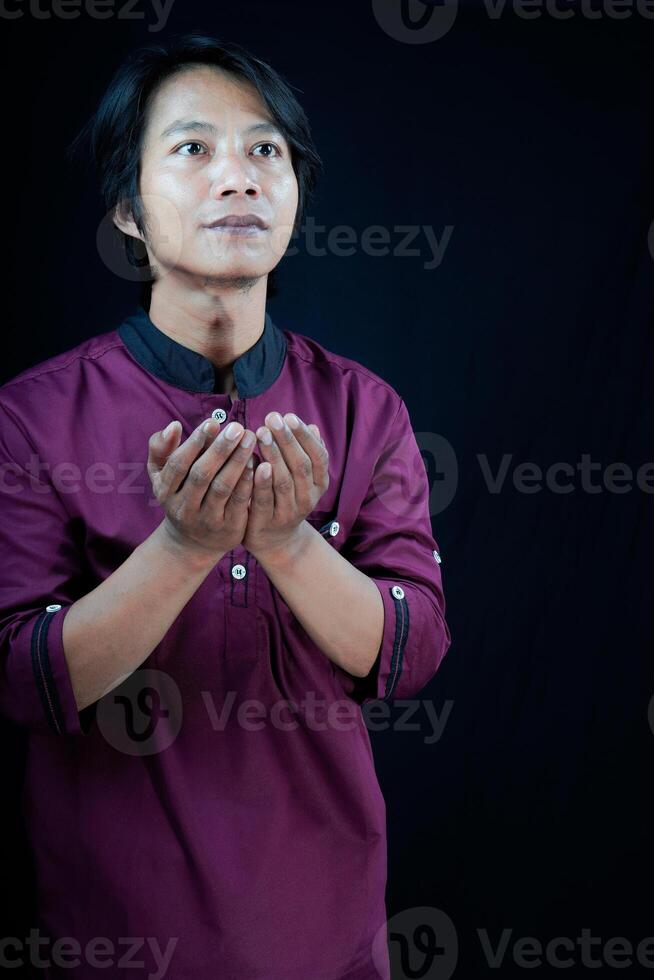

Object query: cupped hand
[243,412,329,560]
[147,417,257,562]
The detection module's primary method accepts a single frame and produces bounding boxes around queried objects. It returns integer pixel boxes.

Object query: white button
[212,408,227,423]
[433,550,442,564]
[231,564,247,580]
[328,521,340,537]
[45,604,62,612]
[391,585,405,600]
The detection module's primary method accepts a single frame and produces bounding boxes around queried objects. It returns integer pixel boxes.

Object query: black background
[2,1,654,977]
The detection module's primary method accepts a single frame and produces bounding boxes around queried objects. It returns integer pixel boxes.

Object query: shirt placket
[201,394,259,663]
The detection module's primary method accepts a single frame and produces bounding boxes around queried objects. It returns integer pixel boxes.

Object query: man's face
[115,65,299,285]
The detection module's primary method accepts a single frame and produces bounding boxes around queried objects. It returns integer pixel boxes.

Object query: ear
[113,201,143,241]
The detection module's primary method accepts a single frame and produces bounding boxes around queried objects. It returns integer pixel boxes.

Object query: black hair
[67,32,323,310]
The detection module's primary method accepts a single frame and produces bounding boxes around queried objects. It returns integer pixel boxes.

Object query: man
[0,33,451,980]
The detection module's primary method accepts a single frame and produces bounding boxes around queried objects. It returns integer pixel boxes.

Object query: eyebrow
[159,119,284,141]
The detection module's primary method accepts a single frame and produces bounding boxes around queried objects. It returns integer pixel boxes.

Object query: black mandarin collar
[117,305,287,397]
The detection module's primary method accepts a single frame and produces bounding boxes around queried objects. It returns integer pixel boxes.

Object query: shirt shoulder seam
[284,336,401,403]
[1,336,124,394]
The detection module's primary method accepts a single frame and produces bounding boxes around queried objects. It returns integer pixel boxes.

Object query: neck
[146,274,269,397]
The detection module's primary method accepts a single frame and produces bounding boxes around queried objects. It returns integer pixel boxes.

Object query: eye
[176,142,207,156]
[252,142,281,158]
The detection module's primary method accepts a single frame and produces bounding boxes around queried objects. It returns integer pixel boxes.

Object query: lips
[204,214,268,229]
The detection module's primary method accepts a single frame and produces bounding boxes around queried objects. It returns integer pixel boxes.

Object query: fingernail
[162,421,178,438]
[224,421,242,440]
[286,413,300,429]
[202,419,216,434]
[241,431,254,448]
[258,427,273,445]
[268,413,284,430]
[246,456,254,468]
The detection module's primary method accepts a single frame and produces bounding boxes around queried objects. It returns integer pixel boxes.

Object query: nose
[207,151,262,200]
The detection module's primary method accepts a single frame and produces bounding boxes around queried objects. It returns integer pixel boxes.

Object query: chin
[193,263,272,285]
[203,250,275,273]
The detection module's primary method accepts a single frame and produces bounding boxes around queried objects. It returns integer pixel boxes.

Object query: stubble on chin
[201,274,261,293]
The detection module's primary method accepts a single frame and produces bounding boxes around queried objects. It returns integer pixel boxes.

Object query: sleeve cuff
[332,578,410,706]
[30,605,93,737]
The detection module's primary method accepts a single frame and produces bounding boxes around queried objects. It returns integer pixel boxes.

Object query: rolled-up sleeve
[333,397,452,706]
[0,402,93,736]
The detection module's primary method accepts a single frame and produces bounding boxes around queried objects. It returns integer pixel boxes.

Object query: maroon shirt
[0,305,451,979]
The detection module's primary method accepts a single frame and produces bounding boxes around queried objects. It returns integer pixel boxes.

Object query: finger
[307,423,326,452]
[264,412,314,503]
[256,420,295,517]
[149,416,221,477]
[190,424,254,512]
[222,454,256,517]
[148,420,182,478]
[282,414,329,493]
[149,418,216,498]
[248,460,274,523]
[202,429,256,513]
